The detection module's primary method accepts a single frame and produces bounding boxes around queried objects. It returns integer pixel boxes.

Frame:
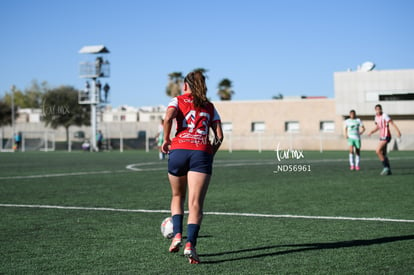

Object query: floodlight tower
[78,45,110,151]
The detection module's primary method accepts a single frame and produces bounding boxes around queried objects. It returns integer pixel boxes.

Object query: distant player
[156,119,165,160]
[162,70,223,264]
[367,104,401,175]
[344,110,365,170]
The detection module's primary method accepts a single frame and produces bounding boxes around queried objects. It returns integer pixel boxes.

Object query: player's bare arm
[368,124,379,137]
[359,125,366,135]
[211,121,224,155]
[389,120,402,138]
[162,108,177,153]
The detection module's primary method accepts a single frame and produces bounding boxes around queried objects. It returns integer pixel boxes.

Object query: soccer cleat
[169,233,182,253]
[355,166,360,171]
[184,242,200,264]
[350,165,355,171]
[380,167,391,176]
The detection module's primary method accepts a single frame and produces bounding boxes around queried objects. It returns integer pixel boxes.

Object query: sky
[1,0,413,108]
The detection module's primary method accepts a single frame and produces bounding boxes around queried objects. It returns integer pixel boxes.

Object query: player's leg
[375,140,387,162]
[187,171,210,225]
[169,174,187,231]
[376,140,391,175]
[168,174,187,252]
[348,140,355,170]
[354,139,361,170]
[167,149,190,252]
[185,171,211,263]
[182,150,213,263]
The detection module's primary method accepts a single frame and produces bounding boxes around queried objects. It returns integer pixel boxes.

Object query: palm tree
[272,93,284,100]
[217,78,234,100]
[166,72,183,98]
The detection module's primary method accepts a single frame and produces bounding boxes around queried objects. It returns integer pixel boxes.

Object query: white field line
[0,203,413,223]
[126,155,414,171]
[2,156,413,179]
[0,170,127,180]
[125,161,275,171]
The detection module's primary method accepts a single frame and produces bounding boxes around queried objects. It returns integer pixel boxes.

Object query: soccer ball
[160,217,174,239]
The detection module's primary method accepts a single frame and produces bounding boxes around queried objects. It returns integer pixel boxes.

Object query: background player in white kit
[344,110,365,170]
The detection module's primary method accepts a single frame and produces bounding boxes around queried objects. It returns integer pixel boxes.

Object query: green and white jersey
[345,118,363,140]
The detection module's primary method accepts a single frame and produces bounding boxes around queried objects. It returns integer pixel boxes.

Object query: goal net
[21,131,56,152]
[1,137,14,152]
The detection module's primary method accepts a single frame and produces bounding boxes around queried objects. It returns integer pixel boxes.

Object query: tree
[42,86,90,147]
[2,80,48,108]
[166,72,183,98]
[217,78,234,100]
[272,93,284,100]
[0,100,17,127]
[26,80,49,108]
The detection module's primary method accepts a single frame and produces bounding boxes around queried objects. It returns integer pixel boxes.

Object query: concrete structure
[334,69,414,116]
[334,68,414,151]
[1,106,165,148]
[212,68,414,151]
[2,67,413,151]
[213,98,345,151]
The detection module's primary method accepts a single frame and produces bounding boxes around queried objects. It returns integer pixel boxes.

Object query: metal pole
[22,135,25,152]
[120,131,123,152]
[91,104,97,151]
[145,130,149,153]
[91,79,97,151]
[44,132,48,152]
[319,132,323,153]
[258,132,262,153]
[229,132,233,153]
[68,131,71,152]
[10,85,15,149]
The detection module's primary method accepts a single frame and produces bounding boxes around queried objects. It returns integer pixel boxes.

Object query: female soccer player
[344,110,365,170]
[162,70,224,264]
[367,104,401,175]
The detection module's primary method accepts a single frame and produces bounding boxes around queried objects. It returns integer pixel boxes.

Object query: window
[320,121,335,132]
[285,121,300,133]
[366,91,414,102]
[222,122,233,132]
[379,93,414,101]
[251,122,265,132]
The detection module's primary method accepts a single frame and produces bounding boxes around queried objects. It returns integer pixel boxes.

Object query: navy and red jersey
[168,93,221,154]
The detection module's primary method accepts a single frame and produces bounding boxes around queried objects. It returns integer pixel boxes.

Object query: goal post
[21,131,56,152]
[0,136,14,152]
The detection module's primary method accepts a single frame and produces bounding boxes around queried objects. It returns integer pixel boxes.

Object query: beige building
[213,98,344,151]
[213,68,414,151]
[2,67,413,151]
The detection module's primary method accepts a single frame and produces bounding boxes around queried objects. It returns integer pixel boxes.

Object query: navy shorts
[379,136,391,143]
[168,149,213,176]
